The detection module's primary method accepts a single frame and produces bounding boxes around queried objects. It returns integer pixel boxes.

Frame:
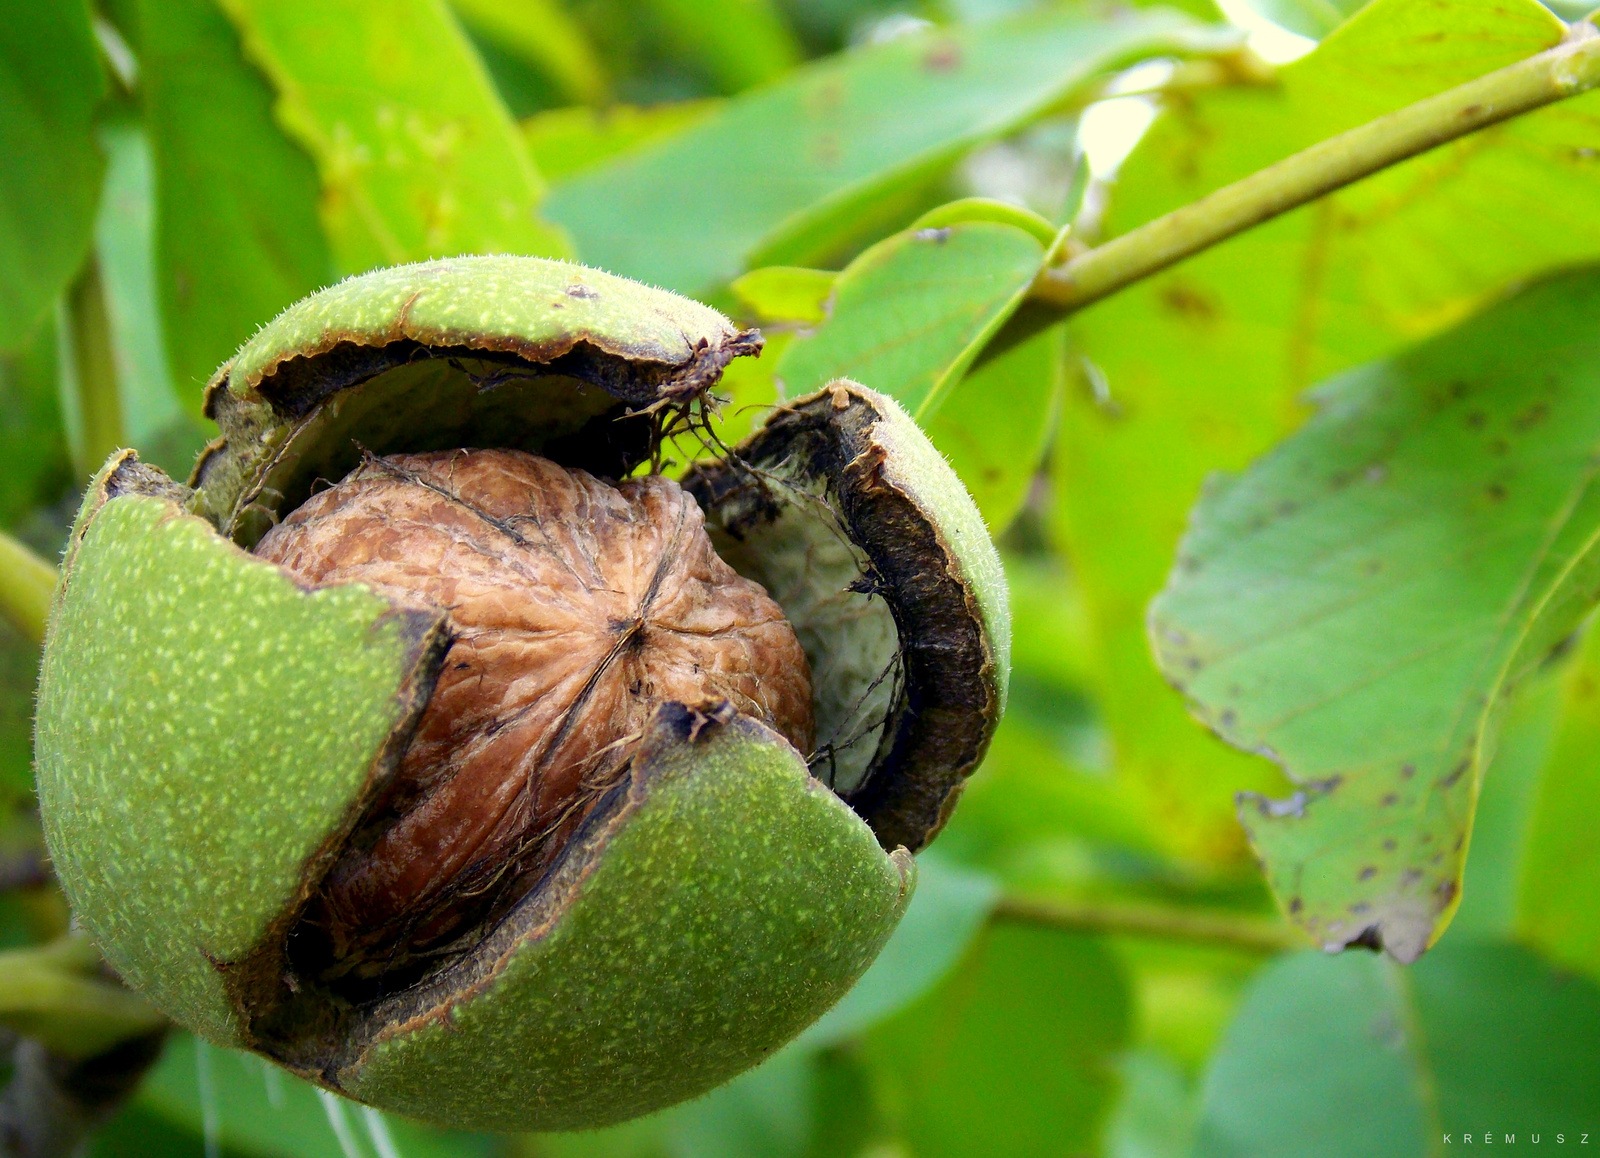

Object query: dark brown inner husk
[253,448,814,991]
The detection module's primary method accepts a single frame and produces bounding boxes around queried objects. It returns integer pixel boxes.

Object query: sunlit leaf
[1250,0,1366,39]
[637,0,800,94]
[140,0,331,407]
[1060,0,1600,865]
[217,0,568,273]
[1194,941,1600,1157]
[0,0,105,351]
[524,101,719,183]
[449,0,608,105]
[1151,270,1600,961]
[546,6,1217,297]
[865,923,1131,1158]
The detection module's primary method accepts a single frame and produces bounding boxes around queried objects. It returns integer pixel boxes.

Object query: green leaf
[1194,940,1600,1157]
[797,853,1000,1049]
[545,6,1216,297]
[1103,1050,1196,1158]
[766,217,1061,531]
[524,101,720,183]
[923,321,1064,534]
[0,0,106,351]
[1517,625,1600,982]
[1150,270,1600,961]
[730,266,837,326]
[637,0,801,94]
[139,0,331,406]
[1060,0,1600,865]
[1447,666,1561,940]
[217,0,569,274]
[865,922,1131,1158]
[91,120,208,478]
[448,0,608,105]
[0,317,70,531]
[0,619,40,805]
[138,1035,494,1158]
[776,220,1045,417]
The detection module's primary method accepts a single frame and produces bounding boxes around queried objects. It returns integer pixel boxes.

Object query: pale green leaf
[775,220,1045,417]
[140,0,332,406]
[524,101,719,183]
[1059,0,1600,865]
[0,0,105,351]
[923,321,1064,533]
[546,6,1217,296]
[218,0,569,273]
[139,1034,493,1158]
[1194,941,1600,1157]
[797,853,1000,1049]
[449,0,608,104]
[1150,270,1600,961]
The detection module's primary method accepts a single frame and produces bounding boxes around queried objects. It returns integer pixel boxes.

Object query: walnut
[254,449,814,980]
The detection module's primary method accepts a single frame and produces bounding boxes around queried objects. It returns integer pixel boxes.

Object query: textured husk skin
[189,255,759,540]
[338,704,912,1131]
[35,454,448,1046]
[33,256,1002,1132]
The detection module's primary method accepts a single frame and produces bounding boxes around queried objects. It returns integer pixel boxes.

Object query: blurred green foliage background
[6,0,1600,1154]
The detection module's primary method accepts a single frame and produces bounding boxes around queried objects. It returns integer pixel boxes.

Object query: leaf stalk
[994,893,1303,954]
[0,531,59,646]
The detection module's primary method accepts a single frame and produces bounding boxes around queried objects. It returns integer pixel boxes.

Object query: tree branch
[993,894,1303,954]
[1032,21,1600,315]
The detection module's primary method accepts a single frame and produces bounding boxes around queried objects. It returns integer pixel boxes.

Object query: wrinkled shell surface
[255,449,813,979]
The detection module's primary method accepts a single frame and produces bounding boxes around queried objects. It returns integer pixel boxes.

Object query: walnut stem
[993,894,1302,955]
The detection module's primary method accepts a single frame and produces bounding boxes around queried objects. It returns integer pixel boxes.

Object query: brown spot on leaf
[1160,283,1218,322]
[1359,866,1377,881]
[923,41,962,72]
[1513,400,1550,430]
